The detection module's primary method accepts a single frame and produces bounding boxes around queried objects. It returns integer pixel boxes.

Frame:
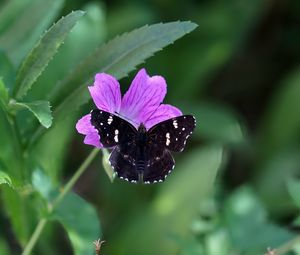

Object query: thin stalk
[21,219,47,255]
[21,148,100,255]
[52,148,99,208]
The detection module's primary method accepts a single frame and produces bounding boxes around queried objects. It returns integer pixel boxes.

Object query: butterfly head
[137,123,147,133]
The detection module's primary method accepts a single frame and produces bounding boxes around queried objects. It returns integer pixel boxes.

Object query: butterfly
[90,109,196,184]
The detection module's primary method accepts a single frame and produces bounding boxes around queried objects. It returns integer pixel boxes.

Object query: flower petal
[120,68,167,127]
[144,104,182,129]
[89,73,121,113]
[76,114,102,148]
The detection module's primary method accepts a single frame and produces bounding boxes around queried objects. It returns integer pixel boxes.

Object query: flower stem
[52,148,99,209]
[21,219,47,255]
[21,148,99,255]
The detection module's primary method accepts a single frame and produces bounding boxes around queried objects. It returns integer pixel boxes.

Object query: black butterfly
[90,109,196,184]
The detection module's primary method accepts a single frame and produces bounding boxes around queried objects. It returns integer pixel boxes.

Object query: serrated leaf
[50,21,197,114]
[12,101,52,128]
[0,0,64,66]
[13,10,85,99]
[0,171,12,187]
[29,21,197,146]
[30,3,106,101]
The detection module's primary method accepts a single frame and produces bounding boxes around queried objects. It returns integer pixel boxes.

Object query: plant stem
[52,148,99,209]
[22,219,47,255]
[21,148,99,255]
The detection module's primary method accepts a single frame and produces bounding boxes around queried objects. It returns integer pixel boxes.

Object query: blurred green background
[1,0,300,254]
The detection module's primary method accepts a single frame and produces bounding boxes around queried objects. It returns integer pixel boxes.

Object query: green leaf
[0,0,64,66]
[224,187,294,253]
[0,106,23,185]
[287,178,300,209]
[0,171,12,187]
[182,101,245,144]
[32,169,101,255]
[258,68,300,161]
[0,50,15,90]
[254,149,300,215]
[154,146,222,222]
[112,146,222,255]
[29,21,197,146]
[12,100,52,128]
[50,21,198,115]
[1,187,32,245]
[30,3,106,101]
[13,10,85,100]
[32,168,53,201]
[54,193,101,255]
[0,0,32,35]
[0,79,9,109]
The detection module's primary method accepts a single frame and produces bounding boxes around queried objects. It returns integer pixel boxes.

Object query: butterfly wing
[142,150,175,184]
[142,115,196,183]
[90,109,137,148]
[109,145,139,183]
[148,115,196,152]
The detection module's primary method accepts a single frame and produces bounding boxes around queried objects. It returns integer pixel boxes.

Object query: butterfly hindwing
[90,109,137,148]
[109,145,139,183]
[142,150,175,183]
[148,115,196,152]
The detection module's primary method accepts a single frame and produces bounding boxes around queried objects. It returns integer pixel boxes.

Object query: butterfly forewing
[90,109,196,184]
[90,109,137,148]
[148,115,196,152]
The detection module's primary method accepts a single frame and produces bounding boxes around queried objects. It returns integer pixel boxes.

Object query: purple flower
[76,68,182,148]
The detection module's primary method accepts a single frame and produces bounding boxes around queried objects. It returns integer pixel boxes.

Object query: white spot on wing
[173,120,178,129]
[114,129,119,142]
[107,116,113,125]
[166,132,171,146]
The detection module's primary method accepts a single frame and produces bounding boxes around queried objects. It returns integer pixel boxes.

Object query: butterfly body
[90,109,196,184]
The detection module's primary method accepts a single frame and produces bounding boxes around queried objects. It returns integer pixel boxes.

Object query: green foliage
[50,21,197,114]
[13,10,85,100]
[0,1,299,255]
[11,100,52,128]
[183,101,245,144]
[0,171,12,187]
[32,169,101,255]
[0,0,64,66]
